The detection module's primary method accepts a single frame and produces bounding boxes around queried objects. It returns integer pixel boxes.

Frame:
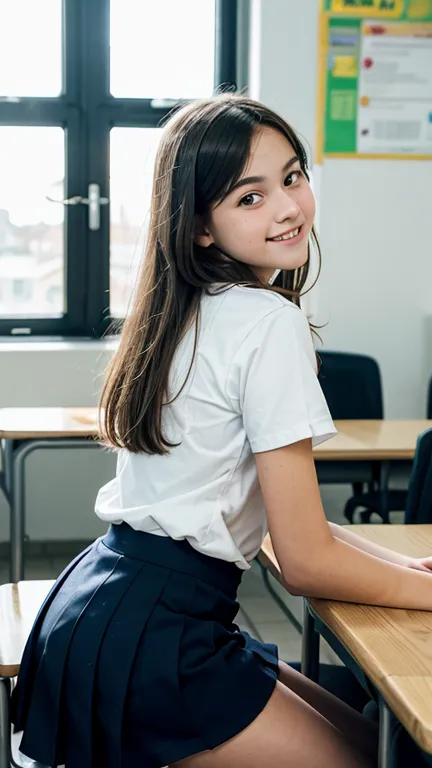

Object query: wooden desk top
[314,419,432,461]
[259,525,432,753]
[0,410,431,460]
[0,407,100,439]
[0,580,55,676]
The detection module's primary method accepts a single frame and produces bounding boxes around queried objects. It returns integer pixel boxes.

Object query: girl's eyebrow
[228,155,300,195]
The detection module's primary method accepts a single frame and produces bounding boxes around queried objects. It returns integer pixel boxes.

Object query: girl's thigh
[171,680,374,768]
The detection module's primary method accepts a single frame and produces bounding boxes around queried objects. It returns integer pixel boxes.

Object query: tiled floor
[0,551,341,668]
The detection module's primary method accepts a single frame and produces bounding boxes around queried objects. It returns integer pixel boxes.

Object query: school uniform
[12,285,336,768]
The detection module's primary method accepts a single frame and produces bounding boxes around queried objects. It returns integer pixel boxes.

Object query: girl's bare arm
[256,438,432,609]
[328,522,416,567]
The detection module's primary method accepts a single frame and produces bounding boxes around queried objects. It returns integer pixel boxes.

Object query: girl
[12,95,432,768]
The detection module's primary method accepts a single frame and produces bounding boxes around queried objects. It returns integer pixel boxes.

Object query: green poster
[324,18,361,154]
[318,0,432,158]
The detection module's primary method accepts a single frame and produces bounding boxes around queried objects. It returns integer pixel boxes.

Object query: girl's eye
[239,192,262,207]
[284,170,303,187]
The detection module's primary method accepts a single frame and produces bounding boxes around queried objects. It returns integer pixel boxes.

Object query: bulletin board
[316,0,432,160]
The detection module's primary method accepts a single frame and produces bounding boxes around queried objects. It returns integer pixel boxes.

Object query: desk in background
[315,419,432,523]
[314,420,432,461]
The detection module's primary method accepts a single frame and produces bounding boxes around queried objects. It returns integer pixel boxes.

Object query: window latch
[46,183,109,231]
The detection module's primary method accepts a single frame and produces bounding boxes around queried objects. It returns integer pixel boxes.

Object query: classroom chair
[0,580,54,768]
[318,351,384,423]
[316,351,384,509]
[404,427,432,524]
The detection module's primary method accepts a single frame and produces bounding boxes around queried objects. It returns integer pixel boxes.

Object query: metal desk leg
[9,438,100,583]
[0,678,11,768]
[10,440,27,584]
[0,439,12,503]
[380,460,391,524]
[378,699,395,768]
[301,600,320,682]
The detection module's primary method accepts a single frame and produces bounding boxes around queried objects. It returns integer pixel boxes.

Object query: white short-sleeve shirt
[95,285,336,569]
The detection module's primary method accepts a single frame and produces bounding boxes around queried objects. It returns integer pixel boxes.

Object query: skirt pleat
[91,561,172,768]
[18,543,125,766]
[12,524,279,768]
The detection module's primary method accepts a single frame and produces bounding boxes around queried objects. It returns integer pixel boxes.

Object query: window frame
[0,0,238,338]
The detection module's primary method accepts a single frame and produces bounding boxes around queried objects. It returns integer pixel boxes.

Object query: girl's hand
[408,557,432,573]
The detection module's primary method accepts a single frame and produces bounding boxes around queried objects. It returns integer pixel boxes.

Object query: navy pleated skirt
[12,523,279,768]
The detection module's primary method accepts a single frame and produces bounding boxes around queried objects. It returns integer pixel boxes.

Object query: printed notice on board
[319,0,432,158]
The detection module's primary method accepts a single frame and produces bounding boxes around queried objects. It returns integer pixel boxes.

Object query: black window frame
[0,0,238,338]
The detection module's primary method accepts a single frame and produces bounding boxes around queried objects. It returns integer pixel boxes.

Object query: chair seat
[0,580,54,677]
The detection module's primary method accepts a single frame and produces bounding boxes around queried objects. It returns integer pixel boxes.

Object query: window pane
[110,128,162,317]
[0,1,62,97]
[0,127,65,317]
[110,0,215,98]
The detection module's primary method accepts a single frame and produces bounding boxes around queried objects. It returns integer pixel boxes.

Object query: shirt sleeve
[226,304,337,453]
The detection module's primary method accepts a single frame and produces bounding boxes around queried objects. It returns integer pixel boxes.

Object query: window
[0,0,238,336]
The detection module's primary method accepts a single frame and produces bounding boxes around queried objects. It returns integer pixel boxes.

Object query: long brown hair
[99,94,322,455]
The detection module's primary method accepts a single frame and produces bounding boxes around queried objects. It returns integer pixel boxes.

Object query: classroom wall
[0,0,430,545]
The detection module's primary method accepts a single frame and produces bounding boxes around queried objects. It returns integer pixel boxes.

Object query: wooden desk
[314,420,432,461]
[0,408,100,582]
[260,526,432,766]
[0,407,99,439]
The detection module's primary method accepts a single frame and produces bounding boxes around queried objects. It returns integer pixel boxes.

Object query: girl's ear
[193,215,215,247]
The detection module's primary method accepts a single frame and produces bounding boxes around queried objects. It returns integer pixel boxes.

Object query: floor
[0,550,340,666]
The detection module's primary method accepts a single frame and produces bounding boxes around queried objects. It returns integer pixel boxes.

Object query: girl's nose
[274,189,301,223]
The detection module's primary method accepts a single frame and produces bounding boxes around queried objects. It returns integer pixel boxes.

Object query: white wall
[0,0,430,545]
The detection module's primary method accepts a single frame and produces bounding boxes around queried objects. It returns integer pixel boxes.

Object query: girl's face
[196,126,316,283]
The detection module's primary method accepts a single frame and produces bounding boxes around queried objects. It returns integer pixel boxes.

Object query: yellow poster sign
[330,0,404,16]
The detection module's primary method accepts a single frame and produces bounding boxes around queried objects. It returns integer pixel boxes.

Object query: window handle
[46,183,109,231]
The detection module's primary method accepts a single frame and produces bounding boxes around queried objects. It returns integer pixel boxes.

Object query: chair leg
[344,496,360,523]
[0,677,10,768]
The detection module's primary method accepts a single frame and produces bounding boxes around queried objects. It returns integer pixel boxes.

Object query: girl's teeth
[273,228,299,241]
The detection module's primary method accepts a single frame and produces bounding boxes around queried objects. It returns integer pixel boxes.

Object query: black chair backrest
[318,351,383,420]
[405,428,432,524]
[427,377,432,419]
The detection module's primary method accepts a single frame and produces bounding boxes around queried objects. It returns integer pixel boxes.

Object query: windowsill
[0,336,119,352]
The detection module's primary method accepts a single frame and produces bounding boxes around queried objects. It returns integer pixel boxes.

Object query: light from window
[0,0,62,97]
[110,0,216,99]
[0,127,65,317]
